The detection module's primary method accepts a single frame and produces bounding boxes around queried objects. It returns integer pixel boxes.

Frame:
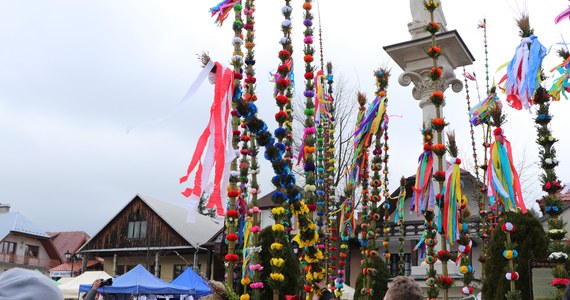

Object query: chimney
[0,204,10,213]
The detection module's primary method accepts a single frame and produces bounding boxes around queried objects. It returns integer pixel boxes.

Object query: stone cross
[408,0,448,39]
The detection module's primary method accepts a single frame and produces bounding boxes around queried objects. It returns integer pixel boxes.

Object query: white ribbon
[127,59,215,133]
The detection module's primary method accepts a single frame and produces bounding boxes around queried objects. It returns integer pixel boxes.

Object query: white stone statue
[408,0,447,38]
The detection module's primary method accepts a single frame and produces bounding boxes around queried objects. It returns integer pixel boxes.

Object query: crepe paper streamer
[210,0,239,26]
[413,231,427,252]
[347,102,367,184]
[505,35,547,110]
[555,7,570,24]
[463,71,476,81]
[436,196,444,236]
[469,92,500,126]
[487,128,527,213]
[411,141,435,215]
[242,218,254,282]
[314,70,331,123]
[393,185,407,224]
[180,62,235,217]
[126,60,215,134]
[549,56,570,101]
[350,96,387,183]
[339,198,355,239]
[442,158,462,245]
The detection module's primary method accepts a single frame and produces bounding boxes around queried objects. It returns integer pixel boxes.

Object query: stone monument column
[384,0,475,298]
[409,0,448,39]
[399,66,463,128]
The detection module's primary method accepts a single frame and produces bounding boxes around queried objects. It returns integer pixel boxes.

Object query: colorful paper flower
[225,253,239,262]
[552,278,570,288]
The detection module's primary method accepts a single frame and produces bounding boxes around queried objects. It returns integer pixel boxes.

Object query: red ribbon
[180,62,234,216]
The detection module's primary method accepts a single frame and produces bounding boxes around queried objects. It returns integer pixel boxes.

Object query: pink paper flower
[249,226,261,233]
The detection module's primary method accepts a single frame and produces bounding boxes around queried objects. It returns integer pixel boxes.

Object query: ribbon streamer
[209,0,238,26]
[126,60,215,133]
[487,128,527,213]
[469,92,500,126]
[314,70,331,124]
[505,35,547,110]
[411,138,435,215]
[442,158,461,245]
[555,7,570,24]
[549,56,570,101]
[180,62,234,217]
[242,218,254,282]
[350,96,387,183]
[393,185,407,225]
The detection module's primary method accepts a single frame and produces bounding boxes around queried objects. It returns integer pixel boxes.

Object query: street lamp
[65,250,82,277]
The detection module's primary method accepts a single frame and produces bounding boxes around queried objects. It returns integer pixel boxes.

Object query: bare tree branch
[291,73,358,196]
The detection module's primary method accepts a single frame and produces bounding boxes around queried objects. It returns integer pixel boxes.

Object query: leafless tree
[291,74,359,194]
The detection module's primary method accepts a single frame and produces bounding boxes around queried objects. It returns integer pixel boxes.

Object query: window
[25,245,39,258]
[1,241,16,254]
[173,264,188,278]
[173,264,201,278]
[390,253,412,277]
[127,221,147,238]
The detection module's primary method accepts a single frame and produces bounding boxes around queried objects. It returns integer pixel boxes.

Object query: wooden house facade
[79,194,225,282]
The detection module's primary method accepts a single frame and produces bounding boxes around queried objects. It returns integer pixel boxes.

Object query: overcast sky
[1,0,569,236]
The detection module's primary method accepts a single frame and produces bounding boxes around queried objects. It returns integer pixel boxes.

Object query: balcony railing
[381,218,483,238]
[0,253,60,268]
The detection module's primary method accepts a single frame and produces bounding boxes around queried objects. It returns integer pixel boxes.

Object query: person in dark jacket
[83,279,101,300]
[313,279,337,300]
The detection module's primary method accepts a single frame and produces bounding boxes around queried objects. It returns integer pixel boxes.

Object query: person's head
[0,268,63,300]
[384,276,423,300]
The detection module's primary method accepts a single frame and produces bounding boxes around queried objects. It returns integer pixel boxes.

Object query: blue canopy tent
[171,267,212,298]
[79,264,194,296]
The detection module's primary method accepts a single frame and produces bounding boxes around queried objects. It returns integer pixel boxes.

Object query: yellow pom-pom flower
[271,258,285,267]
[240,294,250,300]
[271,242,283,251]
[292,203,310,216]
[270,272,285,282]
[241,278,250,286]
[308,222,317,230]
[271,207,285,215]
[272,224,285,232]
